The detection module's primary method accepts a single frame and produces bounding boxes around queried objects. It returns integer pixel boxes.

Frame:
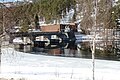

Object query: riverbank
[1,48,120,80]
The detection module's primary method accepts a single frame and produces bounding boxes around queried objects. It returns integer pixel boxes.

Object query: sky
[0,0,23,2]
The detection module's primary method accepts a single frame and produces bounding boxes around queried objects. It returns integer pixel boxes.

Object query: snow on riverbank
[1,48,120,80]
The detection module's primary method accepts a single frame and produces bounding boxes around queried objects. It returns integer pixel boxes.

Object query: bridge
[10,31,76,44]
[10,32,63,37]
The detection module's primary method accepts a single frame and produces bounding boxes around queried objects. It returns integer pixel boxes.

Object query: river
[14,40,120,61]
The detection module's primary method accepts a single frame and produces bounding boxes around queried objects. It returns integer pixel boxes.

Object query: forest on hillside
[0,0,120,32]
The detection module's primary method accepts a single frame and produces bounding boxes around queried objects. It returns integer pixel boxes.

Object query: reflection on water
[14,41,120,61]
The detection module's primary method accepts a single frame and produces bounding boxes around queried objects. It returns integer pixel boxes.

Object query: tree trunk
[0,38,2,74]
[92,37,96,80]
[91,0,98,80]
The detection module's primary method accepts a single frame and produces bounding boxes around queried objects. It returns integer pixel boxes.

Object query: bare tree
[76,0,114,80]
[0,1,16,73]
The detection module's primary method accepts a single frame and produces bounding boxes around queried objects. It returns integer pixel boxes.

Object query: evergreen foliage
[19,18,30,32]
[13,0,76,31]
[111,0,120,28]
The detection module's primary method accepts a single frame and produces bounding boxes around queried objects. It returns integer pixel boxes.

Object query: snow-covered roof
[13,37,23,44]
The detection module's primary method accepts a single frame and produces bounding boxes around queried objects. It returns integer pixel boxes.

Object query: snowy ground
[1,48,120,80]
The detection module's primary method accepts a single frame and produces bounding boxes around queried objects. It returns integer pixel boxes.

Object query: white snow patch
[1,48,120,80]
[13,37,23,44]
